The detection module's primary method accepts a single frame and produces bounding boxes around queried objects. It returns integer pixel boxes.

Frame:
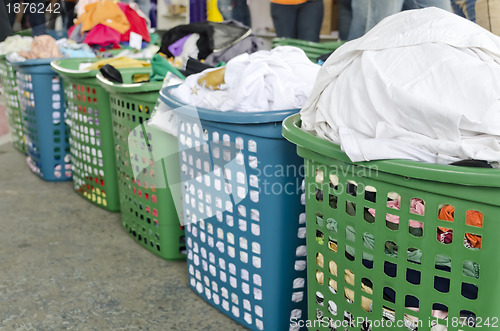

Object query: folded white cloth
[301,7,500,165]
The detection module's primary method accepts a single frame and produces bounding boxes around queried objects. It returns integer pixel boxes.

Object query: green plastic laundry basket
[282,115,500,331]
[0,55,26,153]
[96,70,185,260]
[51,58,121,212]
[272,38,344,61]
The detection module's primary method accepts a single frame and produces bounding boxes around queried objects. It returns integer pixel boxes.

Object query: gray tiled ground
[0,142,248,331]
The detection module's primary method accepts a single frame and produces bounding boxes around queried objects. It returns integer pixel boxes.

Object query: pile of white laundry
[171,46,321,112]
[0,35,33,55]
[300,7,500,166]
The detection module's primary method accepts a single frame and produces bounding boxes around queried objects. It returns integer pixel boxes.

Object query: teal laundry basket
[10,58,71,181]
[160,86,308,331]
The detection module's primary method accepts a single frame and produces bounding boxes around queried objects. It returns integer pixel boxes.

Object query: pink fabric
[18,35,62,59]
[369,197,425,228]
[83,24,121,47]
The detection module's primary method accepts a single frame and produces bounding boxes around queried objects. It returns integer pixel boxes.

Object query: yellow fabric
[86,57,150,70]
[361,283,373,312]
[328,278,336,291]
[344,287,354,301]
[328,239,337,252]
[315,270,324,285]
[316,253,324,268]
[271,0,307,5]
[208,0,224,21]
[76,0,131,34]
[344,269,354,286]
[133,73,150,83]
[329,260,337,276]
[328,269,373,313]
[197,67,226,90]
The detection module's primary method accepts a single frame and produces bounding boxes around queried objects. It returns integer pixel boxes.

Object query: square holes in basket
[109,96,186,258]
[65,83,109,207]
[309,163,484,330]
[179,119,307,330]
[0,62,25,152]
[17,72,71,179]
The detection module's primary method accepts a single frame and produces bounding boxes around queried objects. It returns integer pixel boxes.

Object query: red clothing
[270,0,307,4]
[118,3,150,43]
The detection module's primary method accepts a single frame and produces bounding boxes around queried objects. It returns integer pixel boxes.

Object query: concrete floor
[0,140,248,331]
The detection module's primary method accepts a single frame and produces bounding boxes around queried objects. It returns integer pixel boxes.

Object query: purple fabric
[167,34,192,57]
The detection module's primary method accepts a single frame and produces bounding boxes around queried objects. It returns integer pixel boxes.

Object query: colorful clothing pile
[158,20,264,68]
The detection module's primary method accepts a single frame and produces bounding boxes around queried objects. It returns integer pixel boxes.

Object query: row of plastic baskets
[10,58,71,181]
[0,55,26,154]
[282,114,497,331]
[159,86,309,330]
[272,38,344,61]
[51,59,120,212]
[96,71,186,260]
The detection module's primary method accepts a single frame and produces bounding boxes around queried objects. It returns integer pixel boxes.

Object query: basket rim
[160,85,300,125]
[8,58,60,67]
[96,71,161,94]
[50,58,101,78]
[281,114,500,187]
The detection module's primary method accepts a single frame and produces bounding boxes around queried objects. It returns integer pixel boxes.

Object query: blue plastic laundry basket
[10,59,71,181]
[160,86,308,331]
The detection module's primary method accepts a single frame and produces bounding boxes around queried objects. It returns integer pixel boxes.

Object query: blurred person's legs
[404,0,452,11]
[450,0,475,20]
[61,0,76,30]
[6,0,16,25]
[217,0,233,20]
[271,2,299,38]
[296,0,323,41]
[6,0,24,31]
[232,0,251,27]
[29,0,46,35]
[272,0,323,41]
[347,0,451,40]
[45,0,58,30]
[338,0,352,40]
[347,0,402,40]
